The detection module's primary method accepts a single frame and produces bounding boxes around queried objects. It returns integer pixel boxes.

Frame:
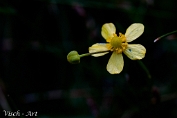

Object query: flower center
[107,33,128,53]
[110,36,122,48]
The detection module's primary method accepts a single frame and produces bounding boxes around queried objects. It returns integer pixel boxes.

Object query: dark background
[0,0,177,117]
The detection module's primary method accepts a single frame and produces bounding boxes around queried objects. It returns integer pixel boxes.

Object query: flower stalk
[154,30,177,42]
[79,50,110,58]
[138,60,151,79]
[67,50,110,64]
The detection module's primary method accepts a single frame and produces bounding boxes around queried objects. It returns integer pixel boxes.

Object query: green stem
[138,60,151,79]
[79,50,110,58]
[154,30,177,42]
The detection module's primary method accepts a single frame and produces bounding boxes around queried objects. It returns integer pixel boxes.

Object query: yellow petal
[107,52,124,74]
[89,43,109,57]
[101,23,116,41]
[123,44,146,60]
[125,23,144,42]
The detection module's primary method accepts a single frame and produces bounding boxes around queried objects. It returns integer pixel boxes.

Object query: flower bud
[67,51,80,64]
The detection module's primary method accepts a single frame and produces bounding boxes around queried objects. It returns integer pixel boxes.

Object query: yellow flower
[89,23,146,74]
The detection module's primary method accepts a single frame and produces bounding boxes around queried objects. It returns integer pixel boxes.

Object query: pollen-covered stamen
[108,32,128,53]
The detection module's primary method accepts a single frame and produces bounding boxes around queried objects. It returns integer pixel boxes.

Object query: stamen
[108,32,128,54]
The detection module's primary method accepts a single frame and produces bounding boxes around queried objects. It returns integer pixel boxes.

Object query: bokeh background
[0,0,177,117]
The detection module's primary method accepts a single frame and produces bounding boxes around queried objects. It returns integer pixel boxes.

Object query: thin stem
[138,60,151,79]
[79,50,110,58]
[154,30,177,42]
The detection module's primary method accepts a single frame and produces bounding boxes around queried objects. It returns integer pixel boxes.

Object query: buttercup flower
[89,23,146,74]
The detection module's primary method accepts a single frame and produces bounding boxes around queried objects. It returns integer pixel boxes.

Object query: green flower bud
[67,51,80,64]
